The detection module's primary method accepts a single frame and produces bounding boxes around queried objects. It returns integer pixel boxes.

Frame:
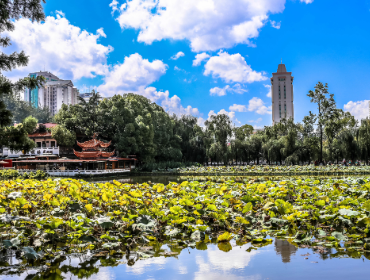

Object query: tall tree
[307,82,336,162]
[205,114,232,164]
[0,1,47,152]
[77,89,102,137]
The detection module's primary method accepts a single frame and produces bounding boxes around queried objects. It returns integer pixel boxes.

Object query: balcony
[3,147,60,158]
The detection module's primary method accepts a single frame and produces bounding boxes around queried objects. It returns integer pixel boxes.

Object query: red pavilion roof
[77,133,111,149]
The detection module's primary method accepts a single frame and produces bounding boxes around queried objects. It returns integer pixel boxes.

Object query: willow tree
[359,118,370,164]
[205,114,233,164]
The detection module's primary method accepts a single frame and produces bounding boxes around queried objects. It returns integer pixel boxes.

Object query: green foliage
[0,0,47,152]
[51,124,76,147]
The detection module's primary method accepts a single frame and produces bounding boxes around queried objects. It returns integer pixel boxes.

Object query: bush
[0,169,48,179]
[136,161,201,172]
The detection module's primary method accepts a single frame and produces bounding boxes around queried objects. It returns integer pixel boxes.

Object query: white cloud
[247,97,272,115]
[97,53,167,96]
[270,20,281,29]
[171,51,185,60]
[210,85,229,96]
[197,117,206,127]
[174,66,181,71]
[229,104,247,112]
[193,53,210,66]
[142,87,200,116]
[344,100,369,120]
[249,117,263,123]
[264,84,272,97]
[208,109,240,124]
[97,28,107,38]
[109,0,120,14]
[112,0,286,52]
[210,84,247,96]
[300,0,314,3]
[2,14,113,81]
[56,10,65,17]
[204,51,267,83]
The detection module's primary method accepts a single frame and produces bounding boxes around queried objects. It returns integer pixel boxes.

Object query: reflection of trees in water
[274,238,297,263]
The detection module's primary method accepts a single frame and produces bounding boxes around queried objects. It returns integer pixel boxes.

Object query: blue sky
[3,0,370,127]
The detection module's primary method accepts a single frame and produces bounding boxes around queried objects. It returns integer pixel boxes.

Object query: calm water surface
[2,238,369,280]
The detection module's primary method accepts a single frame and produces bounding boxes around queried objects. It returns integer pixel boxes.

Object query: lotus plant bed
[0,177,370,274]
[145,165,370,176]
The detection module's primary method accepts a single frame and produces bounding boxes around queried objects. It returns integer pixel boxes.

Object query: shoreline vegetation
[0,175,370,277]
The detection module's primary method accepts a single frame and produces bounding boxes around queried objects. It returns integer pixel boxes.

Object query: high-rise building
[271,63,294,124]
[24,71,79,115]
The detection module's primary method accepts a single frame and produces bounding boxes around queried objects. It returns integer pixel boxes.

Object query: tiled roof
[28,132,52,137]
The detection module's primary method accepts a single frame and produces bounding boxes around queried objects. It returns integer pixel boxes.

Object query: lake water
[2,238,369,280]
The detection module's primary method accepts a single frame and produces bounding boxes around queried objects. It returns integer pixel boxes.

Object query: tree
[3,91,53,123]
[51,125,76,147]
[359,118,370,164]
[307,82,337,162]
[0,1,46,151]
[205,114,233,164]
[76,89,102,137]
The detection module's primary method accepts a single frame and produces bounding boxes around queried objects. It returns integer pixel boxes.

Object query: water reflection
[1,239,370,280]
[274,238,297,263]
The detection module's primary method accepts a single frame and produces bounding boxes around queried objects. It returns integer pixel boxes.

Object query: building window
[284,85,286,99]
[279,104,281,118]
[279,86,281,99]
[51,141,55,147]
[284,104,287,117]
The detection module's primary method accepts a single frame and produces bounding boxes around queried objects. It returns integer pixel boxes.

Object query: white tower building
[271,63,294,124]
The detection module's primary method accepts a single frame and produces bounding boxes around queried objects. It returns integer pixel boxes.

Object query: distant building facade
[271,63,294,124]
[24,71,79,115]
[79,92,93,103]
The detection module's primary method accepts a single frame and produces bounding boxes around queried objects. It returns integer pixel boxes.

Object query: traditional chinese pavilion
[74,133,115,159]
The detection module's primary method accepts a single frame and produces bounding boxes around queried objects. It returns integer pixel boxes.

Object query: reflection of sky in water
[2,240,370,280]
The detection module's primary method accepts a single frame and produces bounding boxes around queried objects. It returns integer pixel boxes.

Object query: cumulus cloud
[300,0,314,3]
[204,51,267,83]
[210,85,230,96]
[96,28,107,38]
[109,0,120,14]
[112,0,286,52]
[344,100,369,120]
[247,97,271,114]
[264,84,272,97]
[171,51,185,60]
[249,117,263,123]
[2,14,113,81]
[142,87,200,116]
[270,20,281,29]
[210,84,247,96]
[229,104,247,112]
[97,53,167,96]
[193,53,210,66]
[208,109,240,124]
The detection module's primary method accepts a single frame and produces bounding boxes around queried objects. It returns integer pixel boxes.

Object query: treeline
[53,82,370,165]
[6,81,370,165]
[3,91,53,124]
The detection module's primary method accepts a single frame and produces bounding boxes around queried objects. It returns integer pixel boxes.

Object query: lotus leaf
[97,217,114,229]
[331,231,348,241]
[8,192,22,200]
[338,209,359,217]
[22,247,40,260]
